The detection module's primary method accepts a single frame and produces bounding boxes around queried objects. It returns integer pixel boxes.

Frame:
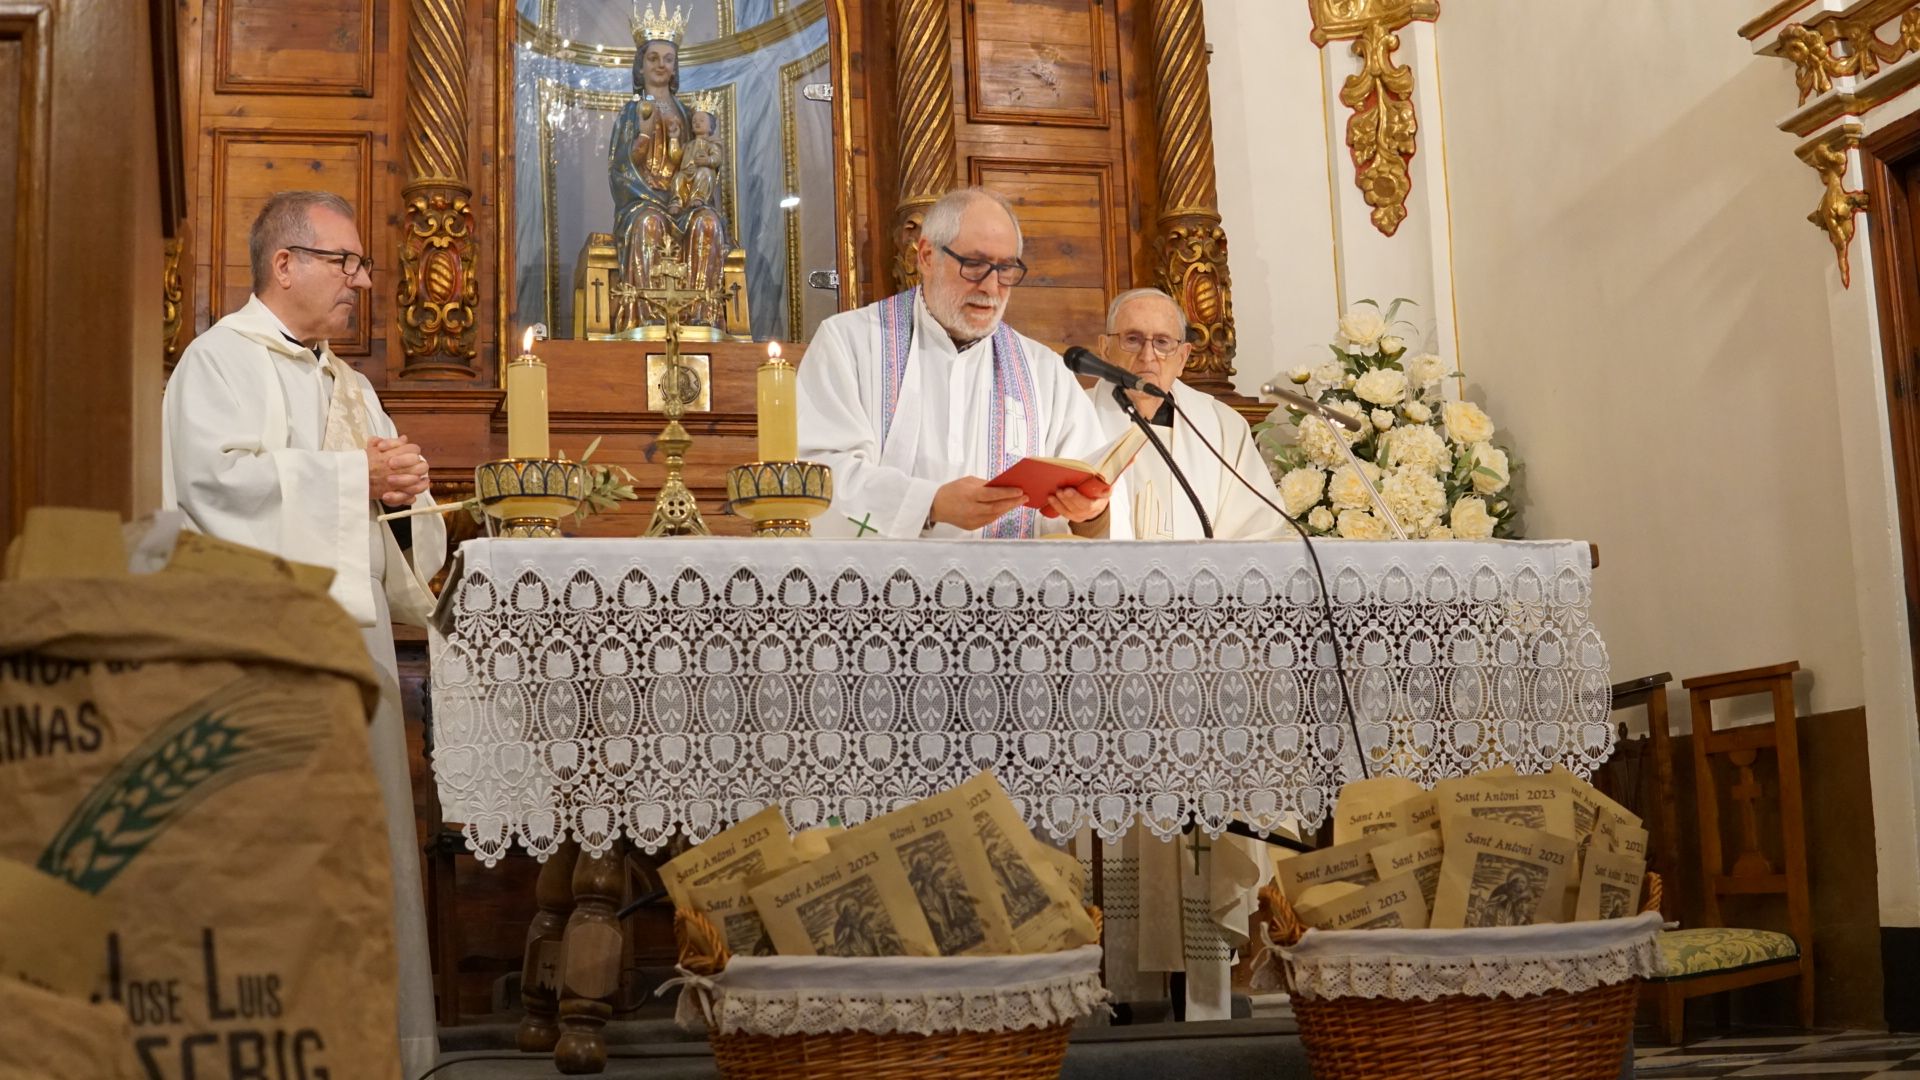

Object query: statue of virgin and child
[609,4,735,335]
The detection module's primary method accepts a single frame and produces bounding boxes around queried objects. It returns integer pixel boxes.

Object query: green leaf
[581,435,604,462]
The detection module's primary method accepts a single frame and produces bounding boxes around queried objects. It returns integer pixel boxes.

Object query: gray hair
[250,190,354,292]
[1105,287,1187,333]
[920,187,1023,258]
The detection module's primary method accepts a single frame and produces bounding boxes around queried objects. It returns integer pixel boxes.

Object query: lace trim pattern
[668,968,1110,1036]
[428,538,1612,865]
[1269,916,1662,1002]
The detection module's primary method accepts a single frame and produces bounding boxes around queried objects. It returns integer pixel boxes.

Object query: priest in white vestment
[798,187,1124,538]
[161,191,444,1078]
[1082,287,1287,1020]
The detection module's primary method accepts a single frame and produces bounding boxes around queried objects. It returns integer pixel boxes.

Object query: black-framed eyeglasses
[940,245,1027,286]
[288,245,374,277]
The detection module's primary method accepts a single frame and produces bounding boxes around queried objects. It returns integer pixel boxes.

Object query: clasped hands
[929,476,1107,531]
[367,436,431,508]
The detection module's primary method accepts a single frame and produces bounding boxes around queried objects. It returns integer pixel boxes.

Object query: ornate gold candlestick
[725,342,832,535]
[617,236,712,536]
[482,325,588,537]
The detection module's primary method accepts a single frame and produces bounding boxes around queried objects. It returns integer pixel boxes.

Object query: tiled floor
[1634,1031,1920,1079]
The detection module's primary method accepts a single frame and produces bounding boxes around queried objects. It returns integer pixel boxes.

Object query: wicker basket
[671,906,1104,1080]
[1260,873,1663,1080]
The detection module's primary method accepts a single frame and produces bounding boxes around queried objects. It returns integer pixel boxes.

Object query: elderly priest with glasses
[798,186,1127,538]
[159,190,444,1078]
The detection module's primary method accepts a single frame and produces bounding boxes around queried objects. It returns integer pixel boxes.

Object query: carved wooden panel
[974,158,1118,354]
[963,0,1108,127]
[208,129,375,355]
[214,0,375,97]
[0,8,47,535]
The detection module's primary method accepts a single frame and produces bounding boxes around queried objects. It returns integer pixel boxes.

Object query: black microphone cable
[1161,396,1372,787]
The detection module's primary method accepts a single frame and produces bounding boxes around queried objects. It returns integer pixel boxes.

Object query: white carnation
[1327,461,1383,511]
[1338,305,1387,348]
[1312,360,1345,386]
[1449,495,1497,539]
[1380,468,1447,536]
[1308,506,1335,532]
[1294,411,1361,467]
[1354,367,1409,407]
[1427,524,1454,540]
[1279,467,1328,517]
[1337,509,1388,540]
[1405,353,1449,388]
[1381,423,1449,476]
[1468,442,1510,494]
[1403,400,1432,424]
[1441,400,1496,445]
[1371,408,1394,431]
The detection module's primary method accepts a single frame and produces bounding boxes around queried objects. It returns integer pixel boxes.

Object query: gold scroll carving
[1797,123,1868,288]
[1776,5,1920,106]
[399,0,479,376]
[1149,0,1238,396]
[1308,0,1438,238]
[163,236,185,368]
[891,0,958,292]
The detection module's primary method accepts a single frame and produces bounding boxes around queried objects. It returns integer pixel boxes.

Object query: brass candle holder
[615,236,715,537]
[725,461,833,536]
[474,458,590,538]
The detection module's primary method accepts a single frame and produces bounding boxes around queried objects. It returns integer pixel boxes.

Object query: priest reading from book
[797,186,1130,538]
[1089,288,1289,541]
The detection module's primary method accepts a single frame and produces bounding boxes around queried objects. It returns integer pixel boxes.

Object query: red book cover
[987,459,1115,510]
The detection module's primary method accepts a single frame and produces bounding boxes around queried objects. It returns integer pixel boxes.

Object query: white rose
[1371,408,1394,431]
[1405,353,1448,388]
[1308,506,1335,532]
[1381,468,1447,535]
[1381,335,1404,355]
[1354,368,1409,407]
[1427,524,1454,540]
[1279,467,1328,517]
[1337,509,1388,540]
[1381,423,1448,475]
[1294,410,1360,467]
[1450,495,1497,539]
[1441,400,1496,445]
[1403,400,1432,424]
[1338,305,1387,348]
[1327,461,1383,510]
[1468,442,1510,494]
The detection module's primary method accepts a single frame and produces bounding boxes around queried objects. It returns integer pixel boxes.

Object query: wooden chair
[1642,662,1814,1044]
[1606,672,1679,919]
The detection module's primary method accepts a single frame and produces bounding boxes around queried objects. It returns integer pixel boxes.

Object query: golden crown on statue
[632,2,689,46]
[687,89,723,118]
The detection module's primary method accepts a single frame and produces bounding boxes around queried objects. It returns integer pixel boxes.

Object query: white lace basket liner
[1259,913,1662,1003]
[664,945,1109,1037]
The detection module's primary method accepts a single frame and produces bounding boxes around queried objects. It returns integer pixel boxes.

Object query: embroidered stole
[876,288,1038,538]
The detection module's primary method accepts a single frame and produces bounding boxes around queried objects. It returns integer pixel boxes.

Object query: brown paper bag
[750,828,939,957]
[959,773,1097,952]
[1552,765,1641,849]
[1298,872,1431,931]
[686,875,775,958]
[1574,848,1647,921]
[1387,789,1440,834]
[0,978,141,1079]
[1596,807,1649,859]
[1431,816,1577,928]
[1332,775,1421,845]
[1433,771,1578,840]
[0,575,401,1079]
[1275,835,1384,905]
[828,786,1016,956]
[662,806,802,910]
[1369,829,1445,910]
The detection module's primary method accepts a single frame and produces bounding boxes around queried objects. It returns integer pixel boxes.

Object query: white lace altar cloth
[428,538,1612,865]
[667,945,1108,1036]
[1266,913,1662,1001]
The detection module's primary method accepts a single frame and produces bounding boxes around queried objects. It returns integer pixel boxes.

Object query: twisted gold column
[398,0,478,377]
[890,0,958,292]
[1149,0,1237,396]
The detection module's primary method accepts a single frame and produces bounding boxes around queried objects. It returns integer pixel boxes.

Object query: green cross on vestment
[849,512,879,537]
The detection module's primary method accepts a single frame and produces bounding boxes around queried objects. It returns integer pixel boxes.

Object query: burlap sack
[0,576,400,1080]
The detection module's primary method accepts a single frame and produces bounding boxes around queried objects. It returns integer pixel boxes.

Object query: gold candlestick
[727,338,831,536]
[626,236,712,537]
[482,323,585,537]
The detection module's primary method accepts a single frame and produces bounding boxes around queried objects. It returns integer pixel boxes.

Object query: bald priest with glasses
[798,186,1128,538]
[160,190,444,1078]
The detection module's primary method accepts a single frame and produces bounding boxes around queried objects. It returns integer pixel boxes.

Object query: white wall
[1204,0,1920,926]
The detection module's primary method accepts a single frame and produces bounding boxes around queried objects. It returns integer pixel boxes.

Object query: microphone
[1063,345,1171,399]
[1263,383,1365,432]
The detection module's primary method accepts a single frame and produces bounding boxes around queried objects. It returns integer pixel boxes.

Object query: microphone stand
[1113,383,1211,539]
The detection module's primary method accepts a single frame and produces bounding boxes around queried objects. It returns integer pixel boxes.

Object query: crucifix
[618,234,715,537]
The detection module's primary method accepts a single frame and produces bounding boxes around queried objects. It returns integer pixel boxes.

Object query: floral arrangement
[1259,299,1520,539]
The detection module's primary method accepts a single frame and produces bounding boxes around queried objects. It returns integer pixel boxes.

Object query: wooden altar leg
[516,842,579,1053]
[553,845,626,1074]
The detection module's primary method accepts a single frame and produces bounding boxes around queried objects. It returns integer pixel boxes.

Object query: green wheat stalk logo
[36,674,329,895]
